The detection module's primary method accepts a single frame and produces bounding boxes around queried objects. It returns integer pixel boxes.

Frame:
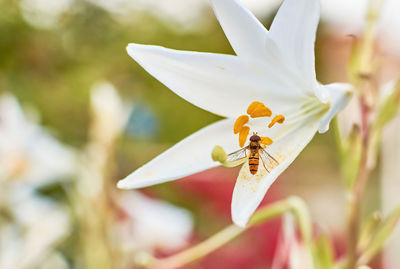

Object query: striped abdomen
[248,151,259,175]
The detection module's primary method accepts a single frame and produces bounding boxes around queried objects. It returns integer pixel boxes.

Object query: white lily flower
[119,0,353,227]
[115,192,193,252]
[0,94,76,187]
[0,191,70,269]
[20,0,74,30]
[90,81,131,147]
[78,81,132,198]
[0,94,72,269]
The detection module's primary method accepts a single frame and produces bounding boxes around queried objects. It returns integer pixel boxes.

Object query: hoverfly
[227,134,279,175]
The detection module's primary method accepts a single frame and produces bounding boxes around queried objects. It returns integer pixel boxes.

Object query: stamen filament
[284,100,323,125]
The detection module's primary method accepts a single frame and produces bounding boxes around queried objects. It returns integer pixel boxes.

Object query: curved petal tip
[116,119,237,190]
[231,162,281,228]
[126,43,146,59]
[116,179,132,189]
[318,83,354,133]
[232,213,248,228]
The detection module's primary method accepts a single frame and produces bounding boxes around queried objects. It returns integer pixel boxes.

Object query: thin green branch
[345,1,383,268]
[137,196,312,269]
[357,204,400,265]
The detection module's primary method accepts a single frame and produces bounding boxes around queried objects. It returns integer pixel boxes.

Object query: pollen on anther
[233,115,249,134]
[247,101,272,118]
[260,136,273,145]
[239,126,250,147]
[268,115,285,128]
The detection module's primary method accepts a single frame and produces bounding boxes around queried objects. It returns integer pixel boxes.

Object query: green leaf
[358,205,400,264]
[358,211,382,252]
[334,120,363,190]
[313,235,335,269]
[375,79,400,129]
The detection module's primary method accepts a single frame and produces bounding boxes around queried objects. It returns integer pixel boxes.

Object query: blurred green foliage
[0,0,235,147]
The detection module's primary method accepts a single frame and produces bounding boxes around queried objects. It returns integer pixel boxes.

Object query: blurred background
[1,0,399,268]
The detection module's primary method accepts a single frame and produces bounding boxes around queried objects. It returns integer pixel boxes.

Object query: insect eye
[250,135,261,142]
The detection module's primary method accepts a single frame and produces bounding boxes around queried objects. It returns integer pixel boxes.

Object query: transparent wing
[259,148,279,173]
[226,146,248,162]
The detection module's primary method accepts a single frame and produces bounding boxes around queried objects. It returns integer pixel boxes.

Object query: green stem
[151,225,244,269]
[357,204,400,265]
[346,145,370,269]
[357,212,382,252]
[345,1,382,268]
[250,196,312,244]
[140,196,312,269]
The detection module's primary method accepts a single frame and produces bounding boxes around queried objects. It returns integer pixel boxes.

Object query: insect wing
[259,149,279,173]
[226,147,248,162]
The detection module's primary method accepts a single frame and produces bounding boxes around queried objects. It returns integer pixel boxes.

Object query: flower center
[234,101,286,147]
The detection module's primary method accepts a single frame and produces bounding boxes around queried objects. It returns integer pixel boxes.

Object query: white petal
[0,94,76,185]
[210,0,307,89]
[231,115,321,227]
[117,192,192,250]
[209,0,270,61]
[117,119,237,189]
[270,0,320,87]
[318,83,354,133]
[232,81,352,226]
[2,192,70,269]
[90,81,131,144]
[127,43,308,117]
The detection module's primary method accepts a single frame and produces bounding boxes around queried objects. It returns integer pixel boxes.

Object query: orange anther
[247,101,272,118]
[239,126,250,147]
[247,101,264,114]
[233,115,249,134]
[260,136,273,145]
[268,115,285,128]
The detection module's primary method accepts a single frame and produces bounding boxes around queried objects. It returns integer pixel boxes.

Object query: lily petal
[127,43,308,117]
[231,116,320,227]
[209,0,270,61]
[209,0,316,95]
[270,0,320,87]
[318,83,354,133]
[117,119,237,189]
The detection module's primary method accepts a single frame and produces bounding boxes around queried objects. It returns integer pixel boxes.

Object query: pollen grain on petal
[239,126,250,147]
[233,115,249,134]
[247,101,272,118]
[268,115,285,128]
[260,136,273,145]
